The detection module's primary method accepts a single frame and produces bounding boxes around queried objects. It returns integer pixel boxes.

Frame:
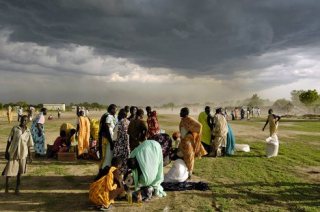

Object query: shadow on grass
[0,192,91,211]
[0,175,95,211]
[1,175,94,190]
[229,154,264,158]
[212,181,320,209]
[0,151,100,166]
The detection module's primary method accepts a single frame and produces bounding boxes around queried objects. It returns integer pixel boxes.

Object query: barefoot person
[2,115,33,194]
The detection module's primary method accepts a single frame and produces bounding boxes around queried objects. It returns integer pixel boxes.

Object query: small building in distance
[43,103,66,111]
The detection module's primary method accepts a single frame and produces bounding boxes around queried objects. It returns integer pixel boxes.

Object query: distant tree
[247,94,264,107]
[16,101,28,109]
[299,90,319,113]
[299,90,319,105]
[0,102,3,110]
[273,99,294,113]
[91,102,105,109]
[82,102,90,108]
[162,102,175,111]
[291,90,304,105]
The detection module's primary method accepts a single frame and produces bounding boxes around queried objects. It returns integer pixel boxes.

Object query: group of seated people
[49,117,100,160]
[49,123,77,158]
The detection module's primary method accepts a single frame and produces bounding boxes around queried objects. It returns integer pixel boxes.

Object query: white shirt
[8,126,34,159]
[106,114,117,138]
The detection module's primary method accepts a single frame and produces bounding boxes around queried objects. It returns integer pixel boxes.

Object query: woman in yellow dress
[89,157,125,210]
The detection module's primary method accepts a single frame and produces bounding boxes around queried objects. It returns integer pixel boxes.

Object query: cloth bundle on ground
[129,140,166,197]
[266,134,279,158]
[235,144,250,152]
[161,181,210,191]
[164,159,189,183]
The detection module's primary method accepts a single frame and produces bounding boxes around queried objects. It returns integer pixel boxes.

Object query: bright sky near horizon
[0,0,319,106]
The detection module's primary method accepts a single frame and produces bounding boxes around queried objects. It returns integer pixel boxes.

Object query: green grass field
[0,111,319,211]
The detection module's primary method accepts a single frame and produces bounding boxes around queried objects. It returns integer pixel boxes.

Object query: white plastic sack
[266,135,279,158]
[164,159,189,183]
[235,144,250,152]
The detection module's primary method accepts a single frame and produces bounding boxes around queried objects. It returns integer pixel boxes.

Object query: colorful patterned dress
[31,113,46,155]
[113,118,130,173]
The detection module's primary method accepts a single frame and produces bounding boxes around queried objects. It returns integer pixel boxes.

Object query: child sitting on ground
[89,157,125,210]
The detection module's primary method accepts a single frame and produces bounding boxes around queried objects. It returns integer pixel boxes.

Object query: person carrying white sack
[262,109,281,158]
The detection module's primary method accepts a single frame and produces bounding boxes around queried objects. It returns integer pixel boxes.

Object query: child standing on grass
[2,115,33,194]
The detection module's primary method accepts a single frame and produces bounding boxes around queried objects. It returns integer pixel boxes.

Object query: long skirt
[31,128,46,155]
[179,134,195,173]
[101,137,113,169]
[226,124,236,155]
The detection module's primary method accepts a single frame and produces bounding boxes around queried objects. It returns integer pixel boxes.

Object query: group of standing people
[98,104,162,173]
[6,106,36,123]
[198,106,236,158]
[230,107,261,120]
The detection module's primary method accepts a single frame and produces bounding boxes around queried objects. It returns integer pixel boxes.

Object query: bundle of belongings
[265,135,279,158]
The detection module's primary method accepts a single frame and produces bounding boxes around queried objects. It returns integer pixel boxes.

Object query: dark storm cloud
[1,0,320,77]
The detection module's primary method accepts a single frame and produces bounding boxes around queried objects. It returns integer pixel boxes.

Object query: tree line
[0,89,319,113]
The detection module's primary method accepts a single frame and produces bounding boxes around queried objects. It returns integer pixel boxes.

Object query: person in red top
[146,106,160,138]
[51,131,68,157]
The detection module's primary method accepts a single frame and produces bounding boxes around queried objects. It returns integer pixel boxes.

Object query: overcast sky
[0,0,319,106]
